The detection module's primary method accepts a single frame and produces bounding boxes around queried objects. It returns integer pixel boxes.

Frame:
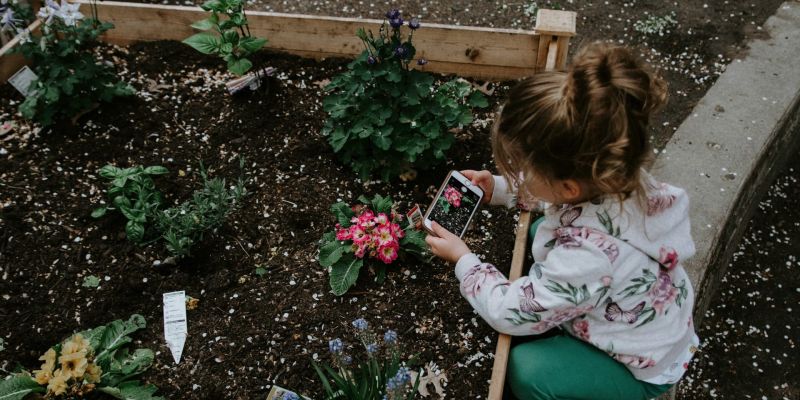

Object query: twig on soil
[281,199,298,208]
[232,235,251,259]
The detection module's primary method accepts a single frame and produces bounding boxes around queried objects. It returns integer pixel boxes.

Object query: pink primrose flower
[375,213,389,225]
[352,242,367,258]
[377,243,399,264]
[374,225,395,247]
[444,186,462,208]
[350,225,369,244]
[390,222,404,239]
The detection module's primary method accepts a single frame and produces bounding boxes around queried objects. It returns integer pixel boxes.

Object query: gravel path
[679,147,800,399]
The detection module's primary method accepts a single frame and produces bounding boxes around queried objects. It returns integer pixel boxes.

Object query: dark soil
[0,41,518,399]
[123,0,787,149]
[679,147,800,399]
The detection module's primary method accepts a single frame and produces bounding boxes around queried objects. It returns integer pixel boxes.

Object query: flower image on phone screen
[427,175,480,236]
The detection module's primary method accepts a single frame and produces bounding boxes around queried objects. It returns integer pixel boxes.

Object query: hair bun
[569,41,667,117]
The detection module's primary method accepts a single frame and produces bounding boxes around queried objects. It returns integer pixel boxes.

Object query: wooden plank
[535,34,552,72]
[77,1,541,80]
[534,9,577,37]
[486,210,531,400]
[555,35,570,70]
[545,39,558,71]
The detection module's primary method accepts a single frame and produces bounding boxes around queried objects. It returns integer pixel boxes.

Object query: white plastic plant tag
[8,66,38,97]
[163,291,188,364]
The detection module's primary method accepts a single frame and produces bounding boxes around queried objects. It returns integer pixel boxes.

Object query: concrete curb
[652,1,800,398]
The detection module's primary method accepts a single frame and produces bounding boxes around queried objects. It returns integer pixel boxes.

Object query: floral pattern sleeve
[454,239,613,336]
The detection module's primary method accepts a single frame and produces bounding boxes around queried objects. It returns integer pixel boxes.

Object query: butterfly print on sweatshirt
[604,301,646,324]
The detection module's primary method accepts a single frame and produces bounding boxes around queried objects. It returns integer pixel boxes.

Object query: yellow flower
[59,350,88,379]
[85,363,102,383]
[62,334,90,356]
[46,369,69,396]
[33,348,57,385]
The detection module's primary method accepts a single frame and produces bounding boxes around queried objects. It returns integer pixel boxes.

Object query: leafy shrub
[633,13,677,36]
[15,0,133,127]
[183,0,267,76]
[319,194,427,295]
[0,314,163,400]
[92,165,168,243]
[155,167,247,258]
[313,318,419,400]
[93,161,246,259]
[322,10,488,181]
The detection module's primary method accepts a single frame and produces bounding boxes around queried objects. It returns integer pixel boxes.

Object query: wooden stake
[487,9,575,399]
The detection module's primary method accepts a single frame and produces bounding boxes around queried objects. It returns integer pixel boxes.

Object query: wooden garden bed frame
[1,2,575,82]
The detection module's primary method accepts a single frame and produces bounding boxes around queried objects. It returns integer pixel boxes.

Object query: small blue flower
[352,318,369,331]
[385,9,401,19]
[394,46,408,58]
[395,367,411,384]
[341,354,353,365]
[408,18,421,30]
[329,338,343,354]
[367,55,377,65]
[417,58,428,66]
[365,342,379,354]
[389,17,404,29]
[383,330,398,345]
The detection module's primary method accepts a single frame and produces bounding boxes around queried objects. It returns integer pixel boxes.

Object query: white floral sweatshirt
[455,174,699,384]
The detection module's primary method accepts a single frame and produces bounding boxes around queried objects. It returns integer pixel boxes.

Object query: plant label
[8,66,38,97]
[406,204,424,230]
[163,291,188,364]
[265,385,312,400]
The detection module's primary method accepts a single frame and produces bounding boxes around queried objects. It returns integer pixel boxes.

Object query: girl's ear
[559,179,583,202]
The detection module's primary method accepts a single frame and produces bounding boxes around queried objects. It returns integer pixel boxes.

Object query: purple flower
[383,330,398,345]
[417,58,428,66]
[394,45,408,58]
[365,342,379,354]
[367,55,377,65]
[389,17,404,29]
[281,392,300,400]
[329,338,343,354]
[352,318,369,331]
[385,9,401,19]
[408,18,421,30]
[341,354,353,365]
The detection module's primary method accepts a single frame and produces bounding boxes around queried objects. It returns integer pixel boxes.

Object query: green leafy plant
[92,165,168,243]
[82,275,101,288]
[14,0,133,127]
[183,0,267,76]
[633,13,677,37]
[0,314,162,400]
[313,318,420,399]
[93,161,247,259]
[154,165,247,258]
[322,9,488,181]
[319,194,427,296]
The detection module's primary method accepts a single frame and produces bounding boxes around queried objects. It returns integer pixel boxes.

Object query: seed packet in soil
[266,385,311,400]
[406,204,424,230]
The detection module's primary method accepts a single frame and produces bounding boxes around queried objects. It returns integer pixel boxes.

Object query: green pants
[507,217,672,400]
[506,334,671,400]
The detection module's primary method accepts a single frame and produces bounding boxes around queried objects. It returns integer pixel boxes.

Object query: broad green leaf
[119,205,145,223]
[468,91,489,108]
[400,229,428,256]
[319,240,346,268]
[190,18,216,30]
[329,255,363,296]
[143,166,169,175]
[92,206,108,218]
[238,36,267,53]
[199,0,222,11]
[101,348,156,387]
[94,315,147,365]
[99,381,164,400]
[182,33,221,55]
[0,374,44,400]
[370,194,393,215]
[227,57,253,76]
[125,221,145,243]
[330,202,355,226]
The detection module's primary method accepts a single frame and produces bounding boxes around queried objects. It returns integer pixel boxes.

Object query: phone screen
[427,175,481,237]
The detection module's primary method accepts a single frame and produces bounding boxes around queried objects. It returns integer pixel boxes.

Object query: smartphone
[423,170,484,238]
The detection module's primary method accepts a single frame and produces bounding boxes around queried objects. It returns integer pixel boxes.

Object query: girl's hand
[461,169,494,204]
[425,221,472,264]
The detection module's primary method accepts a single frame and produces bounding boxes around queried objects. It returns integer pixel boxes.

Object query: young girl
[426,42,699,399]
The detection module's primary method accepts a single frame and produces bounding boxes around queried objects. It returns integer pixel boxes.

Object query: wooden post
[486,9,576,400]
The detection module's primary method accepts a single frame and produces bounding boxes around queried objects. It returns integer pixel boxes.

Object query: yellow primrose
[33,348,57,384]
[46,368,69,396]
[59,351,89,379]
[62,334,91,355]
[85,363,102,383]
